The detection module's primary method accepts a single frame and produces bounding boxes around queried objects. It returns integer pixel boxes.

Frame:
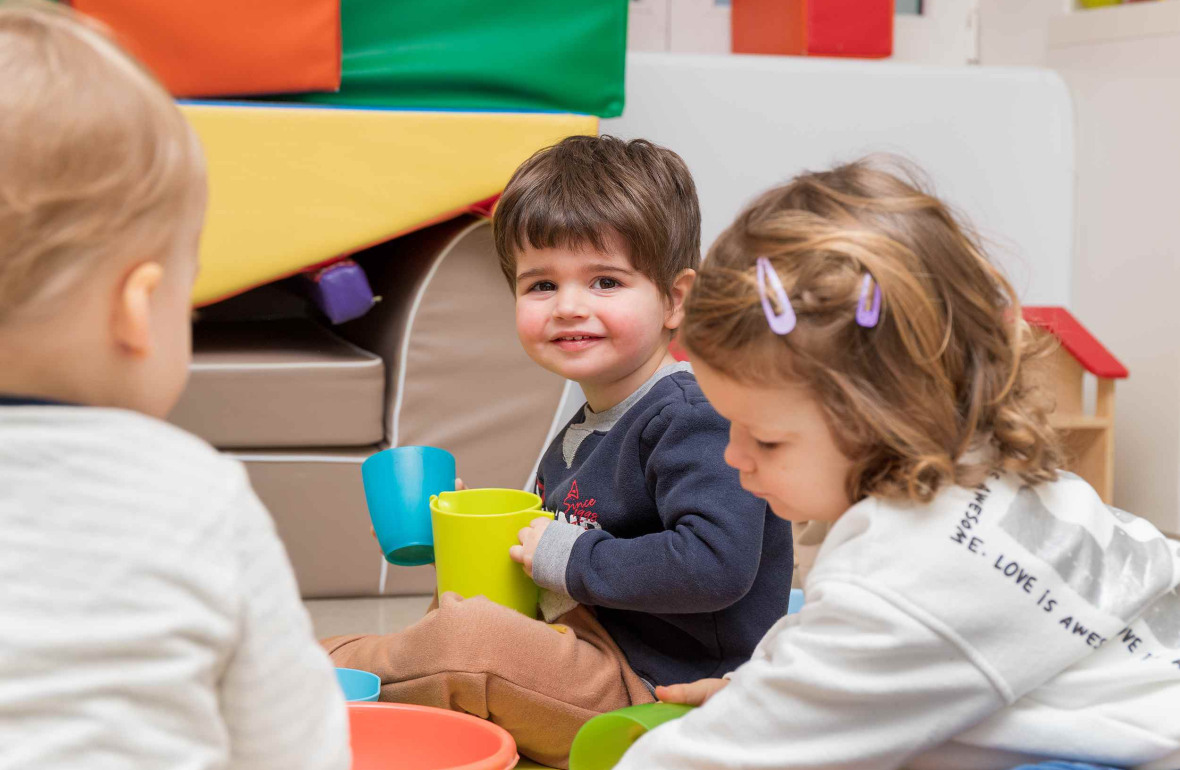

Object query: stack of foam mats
[73,0,628,117]
[70,0,342,97]
[182,103,597,307]
[277,0,628,117]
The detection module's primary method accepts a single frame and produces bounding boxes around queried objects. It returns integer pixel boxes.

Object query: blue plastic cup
[361,446,455,566]
[788,588,805,615]
[335,667,380,702]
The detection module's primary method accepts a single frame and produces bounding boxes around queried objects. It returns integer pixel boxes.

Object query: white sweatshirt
[617,471,1180,770]
[0,405,351,770]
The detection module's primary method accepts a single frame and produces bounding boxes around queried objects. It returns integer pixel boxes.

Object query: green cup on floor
[430,488,543,618]
[568,702,695,770]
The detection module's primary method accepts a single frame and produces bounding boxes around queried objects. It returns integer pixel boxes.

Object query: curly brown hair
[682,157,1062,503]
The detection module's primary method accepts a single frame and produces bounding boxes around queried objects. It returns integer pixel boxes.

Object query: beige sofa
[170,215,568,598]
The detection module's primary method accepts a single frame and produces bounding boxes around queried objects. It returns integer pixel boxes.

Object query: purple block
[304,259,376,324]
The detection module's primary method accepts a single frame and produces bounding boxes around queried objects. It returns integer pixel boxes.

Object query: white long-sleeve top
[617,471,1180,770]
[0,404,351,770]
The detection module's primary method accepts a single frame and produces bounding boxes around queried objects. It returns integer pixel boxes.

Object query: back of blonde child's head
[0,0,203,324]
[683,157,1062,502]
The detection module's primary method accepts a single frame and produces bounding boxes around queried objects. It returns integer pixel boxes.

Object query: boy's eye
[592,277,621,290]
[755,440,781,451]
[528,280,557,293]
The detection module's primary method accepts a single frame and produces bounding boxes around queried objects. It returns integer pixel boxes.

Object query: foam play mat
[279,0,627,117]
[182,103,596,306]
[72,0,341,98]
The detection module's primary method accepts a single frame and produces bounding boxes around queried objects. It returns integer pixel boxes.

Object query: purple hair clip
[856,273,882,328]
[756,257,796,335]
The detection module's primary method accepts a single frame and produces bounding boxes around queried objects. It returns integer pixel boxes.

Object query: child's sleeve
[218,468,351,770]
[614,579,1006,770]
[532,400,770,614]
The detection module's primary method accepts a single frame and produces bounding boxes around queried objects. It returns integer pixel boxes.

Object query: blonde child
[618,159,1180,770]
[0,4,349,768]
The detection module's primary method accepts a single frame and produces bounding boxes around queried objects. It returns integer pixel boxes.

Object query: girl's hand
[508,517,552,578]
[655,678,729,707]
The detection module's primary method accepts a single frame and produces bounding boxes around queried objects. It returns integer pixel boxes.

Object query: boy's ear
[664,268,697,331]
[112,261,163,357]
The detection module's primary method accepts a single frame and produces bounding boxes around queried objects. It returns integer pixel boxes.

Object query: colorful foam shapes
[276,0,628,118]
[71,0,341,98]
[181,103,596,306]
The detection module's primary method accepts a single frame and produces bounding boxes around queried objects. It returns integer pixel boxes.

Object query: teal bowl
[336,667,380,702]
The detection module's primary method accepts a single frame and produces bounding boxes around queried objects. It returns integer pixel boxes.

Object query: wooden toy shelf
[1024,307,1127,504]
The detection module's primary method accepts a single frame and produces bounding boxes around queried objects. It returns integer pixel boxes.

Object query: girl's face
[693,359,855,524]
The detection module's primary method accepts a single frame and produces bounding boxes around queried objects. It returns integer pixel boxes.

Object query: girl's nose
[724,428,756,473]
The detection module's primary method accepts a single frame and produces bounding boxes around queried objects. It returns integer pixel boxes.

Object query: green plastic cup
[430,488,543,618]
[569,702,695,770]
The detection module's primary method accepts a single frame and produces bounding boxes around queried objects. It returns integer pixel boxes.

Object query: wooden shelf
[1051,1,1180,49]
[1050,414,1112,431]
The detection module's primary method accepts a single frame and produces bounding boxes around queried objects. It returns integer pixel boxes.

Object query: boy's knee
[431,593,550,661]
[432,593,515,638]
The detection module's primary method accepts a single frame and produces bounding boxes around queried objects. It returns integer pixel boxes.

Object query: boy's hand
[655,678,729,707]
[509,517,552,578]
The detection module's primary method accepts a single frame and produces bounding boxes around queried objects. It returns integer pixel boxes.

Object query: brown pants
[322,592,655,768]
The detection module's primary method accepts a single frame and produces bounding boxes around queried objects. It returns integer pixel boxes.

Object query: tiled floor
[305,595,433,638]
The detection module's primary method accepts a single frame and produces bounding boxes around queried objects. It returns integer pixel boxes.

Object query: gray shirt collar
[562,361,693,467]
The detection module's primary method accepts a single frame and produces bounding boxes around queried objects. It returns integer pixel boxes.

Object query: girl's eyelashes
[528,280,557,293]
[755,439,782,451]
[591,276,622,290]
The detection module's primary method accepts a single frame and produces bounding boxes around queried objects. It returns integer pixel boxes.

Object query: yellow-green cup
[430,488,544,618]
[569,703,695,770]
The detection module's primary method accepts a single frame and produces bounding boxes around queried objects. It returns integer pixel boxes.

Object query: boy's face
[513,239,674,393]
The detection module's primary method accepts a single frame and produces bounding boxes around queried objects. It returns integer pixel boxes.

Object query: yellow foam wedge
[181,103,597,306]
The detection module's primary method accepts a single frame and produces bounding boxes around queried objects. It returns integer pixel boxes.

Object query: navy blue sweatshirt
[531,363,793,686]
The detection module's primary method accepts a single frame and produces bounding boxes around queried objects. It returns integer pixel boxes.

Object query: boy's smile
[550,332,604,352]
[513,238,690,412]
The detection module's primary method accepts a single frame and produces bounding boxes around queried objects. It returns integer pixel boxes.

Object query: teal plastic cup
[335,667,380,702]
[361,446,455,566]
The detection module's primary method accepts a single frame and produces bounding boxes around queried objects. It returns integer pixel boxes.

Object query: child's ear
[112,261,163,357]
[664,268,697,331]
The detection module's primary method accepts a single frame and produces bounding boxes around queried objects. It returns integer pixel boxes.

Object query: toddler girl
[617,159,1180,770]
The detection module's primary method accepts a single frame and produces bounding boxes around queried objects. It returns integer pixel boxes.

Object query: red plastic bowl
[348,703,518,770]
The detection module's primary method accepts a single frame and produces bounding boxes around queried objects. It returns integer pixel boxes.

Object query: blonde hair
[0,0,204,324]
[683,157,1062,503]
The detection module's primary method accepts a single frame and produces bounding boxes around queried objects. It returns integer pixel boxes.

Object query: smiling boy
[324,136,791,768]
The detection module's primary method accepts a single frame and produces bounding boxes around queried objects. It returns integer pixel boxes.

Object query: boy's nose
[553,289,589,319]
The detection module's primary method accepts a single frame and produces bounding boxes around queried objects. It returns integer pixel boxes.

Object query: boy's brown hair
[0,0,203,324]
[683,157,1063,503]
[492,135,701,296]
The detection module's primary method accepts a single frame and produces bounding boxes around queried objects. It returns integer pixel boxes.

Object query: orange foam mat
[181,103,596,306]
[72,0,341,98]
